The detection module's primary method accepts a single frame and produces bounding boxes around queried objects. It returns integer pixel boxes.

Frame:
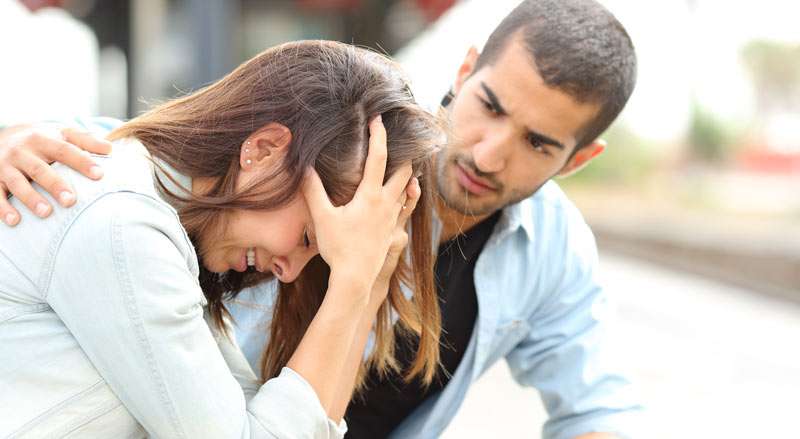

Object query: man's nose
[472,131,511,174]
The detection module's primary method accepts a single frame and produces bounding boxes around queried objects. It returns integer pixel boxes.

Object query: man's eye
[479,97,498,115]
[529,137,549,155]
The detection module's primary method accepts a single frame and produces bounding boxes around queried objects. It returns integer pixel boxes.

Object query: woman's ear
[241,122,292,171]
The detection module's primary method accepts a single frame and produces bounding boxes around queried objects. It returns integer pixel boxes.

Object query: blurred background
[2,0,798,437]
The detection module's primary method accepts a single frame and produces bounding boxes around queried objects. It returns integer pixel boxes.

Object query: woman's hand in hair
[302,116,413,304]
[368,175,420,311]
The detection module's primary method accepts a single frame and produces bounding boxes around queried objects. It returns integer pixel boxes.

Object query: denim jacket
[229,180,644,439]
[0,119,345,438]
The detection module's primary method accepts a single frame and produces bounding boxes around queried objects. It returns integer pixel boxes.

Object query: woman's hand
[368,175,420,310]
[0,125,110,225]
[302,115,413,303]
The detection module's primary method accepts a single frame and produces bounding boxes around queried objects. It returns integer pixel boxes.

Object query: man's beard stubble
[434,149,536,217]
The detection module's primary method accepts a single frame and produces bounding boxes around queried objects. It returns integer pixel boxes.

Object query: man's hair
[475,0,637,151]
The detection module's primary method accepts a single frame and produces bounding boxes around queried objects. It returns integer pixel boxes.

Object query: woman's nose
[275,247,318,282]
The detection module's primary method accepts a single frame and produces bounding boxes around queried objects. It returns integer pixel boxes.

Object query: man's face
[436,38,602,216]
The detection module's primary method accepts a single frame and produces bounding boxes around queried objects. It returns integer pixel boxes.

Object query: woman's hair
[108,40,443,386]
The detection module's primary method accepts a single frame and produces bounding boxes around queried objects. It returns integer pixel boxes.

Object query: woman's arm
[289,115,415,421]
[327,175,421,421]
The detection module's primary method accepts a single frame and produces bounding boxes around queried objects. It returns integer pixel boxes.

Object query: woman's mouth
[233,249,248,272]
[234,248,284,280]
[246,248,256,267]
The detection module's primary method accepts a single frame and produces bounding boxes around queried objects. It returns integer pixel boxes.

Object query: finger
[357,115,387,195]
[397,177,421,228]
[61,127,113,155]
[14,150,76,207]
[0,183,21,226]
[46,133,105,180]
[383,161,413,201]
[301,167,333,219]
[3,168,52,218]
[385,230,409,262]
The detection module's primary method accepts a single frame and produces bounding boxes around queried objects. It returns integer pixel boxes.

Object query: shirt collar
[152,156,193,211]
[431,196,536,247]
[496,198,536,242]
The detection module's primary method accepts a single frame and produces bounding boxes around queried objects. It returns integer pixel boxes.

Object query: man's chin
[440,189,501,217]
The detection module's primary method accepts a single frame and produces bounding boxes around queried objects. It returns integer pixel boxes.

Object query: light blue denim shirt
[0,118,345,438]
[228,180,644,439]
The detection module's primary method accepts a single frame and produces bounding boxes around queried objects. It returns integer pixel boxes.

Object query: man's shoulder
[530,180,580,212]
[512,180,588,236]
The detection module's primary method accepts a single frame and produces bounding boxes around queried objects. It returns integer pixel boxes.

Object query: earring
[246,159,252,165]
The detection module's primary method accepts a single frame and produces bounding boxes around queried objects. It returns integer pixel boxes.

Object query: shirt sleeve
[46,191,344,439]
[504,212,644,439]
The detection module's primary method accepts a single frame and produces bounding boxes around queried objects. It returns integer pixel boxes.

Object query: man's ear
[240,122,292,171]
[557,140,606,178]
[453,46,480,95]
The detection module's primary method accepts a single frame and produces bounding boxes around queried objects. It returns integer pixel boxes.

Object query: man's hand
[0,125,111,226]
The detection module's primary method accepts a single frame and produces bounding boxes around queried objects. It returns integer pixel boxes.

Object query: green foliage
[687,103,731,163]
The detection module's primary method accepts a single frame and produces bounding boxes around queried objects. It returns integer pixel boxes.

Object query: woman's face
[196,124,321,282]
[200,192,318,283]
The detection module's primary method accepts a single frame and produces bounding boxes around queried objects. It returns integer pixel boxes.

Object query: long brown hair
[108,40,443,386]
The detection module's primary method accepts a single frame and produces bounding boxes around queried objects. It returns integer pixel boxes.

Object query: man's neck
[435,197,494,244]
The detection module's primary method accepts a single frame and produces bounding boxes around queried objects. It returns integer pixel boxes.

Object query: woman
[0,40,441,438]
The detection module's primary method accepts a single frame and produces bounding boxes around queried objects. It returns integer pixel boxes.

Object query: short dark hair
[475,0,637,151]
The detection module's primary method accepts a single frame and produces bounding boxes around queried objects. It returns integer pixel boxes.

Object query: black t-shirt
[344,211,502,438]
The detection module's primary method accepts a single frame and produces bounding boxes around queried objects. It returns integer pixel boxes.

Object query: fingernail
[59,191,75,206]
[4,213,17,226]
[36,202,51,217]
[80,150,91,157]
[89,165,104,179]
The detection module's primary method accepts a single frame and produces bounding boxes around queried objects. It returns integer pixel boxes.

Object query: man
[0,1,641,437]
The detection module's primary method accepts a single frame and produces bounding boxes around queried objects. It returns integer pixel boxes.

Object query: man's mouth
[454,162,497,195]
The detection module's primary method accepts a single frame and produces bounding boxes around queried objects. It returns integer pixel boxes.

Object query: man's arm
[505,207,643,439]
[0,122,111,225]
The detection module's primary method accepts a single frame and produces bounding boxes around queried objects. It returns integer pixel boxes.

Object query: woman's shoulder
[38,140,175,228]
[77,137,162,196]
[46,190,199,293]
[1,181,195,303]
